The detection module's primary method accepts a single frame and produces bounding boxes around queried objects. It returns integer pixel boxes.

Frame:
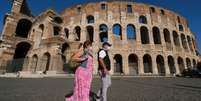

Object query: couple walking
[65,40,112,101]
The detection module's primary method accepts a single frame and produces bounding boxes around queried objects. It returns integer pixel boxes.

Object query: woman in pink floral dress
[66,40,93,101]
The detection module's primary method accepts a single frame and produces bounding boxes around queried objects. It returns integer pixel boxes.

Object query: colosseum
[0,0,199,76]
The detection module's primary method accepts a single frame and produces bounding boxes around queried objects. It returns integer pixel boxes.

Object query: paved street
[0,77,201,101]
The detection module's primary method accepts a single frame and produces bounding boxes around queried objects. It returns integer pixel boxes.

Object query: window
[139,15,147,24]
[77,7,81,13]
[127,5,132,13]
[112,24,122,40]
[140,26,150,44]
[127,24,136,40]
[53,26,61,36]
[179,25,184,31]
[177,16,181,23]
[161,9,165,15]
[87,15,94,24]
[150,7,155,13]
[101,3,107,10]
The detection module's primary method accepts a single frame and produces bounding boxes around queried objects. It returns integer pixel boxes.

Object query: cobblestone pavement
[0,77,201,101]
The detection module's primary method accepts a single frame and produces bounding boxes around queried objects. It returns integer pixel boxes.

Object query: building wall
[0,0,199,76]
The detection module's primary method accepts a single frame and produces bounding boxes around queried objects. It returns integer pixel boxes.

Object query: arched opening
[15,19,32,38]
[114,54,123,74]
[179,25,184,31]
[143,54,152,73]
[128,54,138,75]
[173,31,180,47]
[53,16,63,24]
[150,7,155,13]
[140,26,149,44]
[53,26,61,36]
[42,52,51,74]
[181,34,188,50]
[99,24,108,42]
[61,43,70,72]
[112,24,122,40]
[101,3,107,10]
[64,28,69,38]
[12,42,31,72]
[39,24,44,37]
[156,55,165,75]
[153,27,161,44]
[160,9,165,15]
[31,55,38,73]
[127,24,136,40]
[86,26,94,42]
[87,15,94,24]
[193,59,196,68]
[74,26,81,41]
[163,29,171,43]
[139,15,147,24]
[186,58,192,69]
[168,56,176,74]
[187,36,193,51]
[178,57,185,73]
[127,5,133,13]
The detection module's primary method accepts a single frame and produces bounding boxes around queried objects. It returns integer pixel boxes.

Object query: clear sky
[0,0,200,52]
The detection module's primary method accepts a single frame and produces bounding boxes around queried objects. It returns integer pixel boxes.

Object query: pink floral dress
[66,54,93,101]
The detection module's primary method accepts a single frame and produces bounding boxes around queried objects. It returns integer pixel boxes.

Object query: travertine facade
[0,0,199,76]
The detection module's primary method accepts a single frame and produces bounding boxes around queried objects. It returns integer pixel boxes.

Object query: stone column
[152,55,158,75]
[164,56,170,76]
[138,55,144,75]
[174,57,180,74]
[123,54,129,75]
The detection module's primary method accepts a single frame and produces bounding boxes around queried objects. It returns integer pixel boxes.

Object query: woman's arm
[72,48,87,62]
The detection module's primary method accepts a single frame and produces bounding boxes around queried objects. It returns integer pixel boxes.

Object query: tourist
[66,40,93,101]
[97,42,112,101]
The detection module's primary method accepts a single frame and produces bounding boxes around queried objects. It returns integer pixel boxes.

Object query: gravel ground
[0,77,201,101]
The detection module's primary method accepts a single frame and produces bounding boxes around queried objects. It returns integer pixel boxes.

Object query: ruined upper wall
[60,1,190,34]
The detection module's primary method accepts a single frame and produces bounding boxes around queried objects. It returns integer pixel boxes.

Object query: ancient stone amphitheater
[0,0,199,76]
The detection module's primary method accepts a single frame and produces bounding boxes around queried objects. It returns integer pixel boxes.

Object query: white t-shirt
[99,50,106,59]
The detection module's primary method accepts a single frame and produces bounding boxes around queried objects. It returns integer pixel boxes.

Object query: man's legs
[97,74,111,101]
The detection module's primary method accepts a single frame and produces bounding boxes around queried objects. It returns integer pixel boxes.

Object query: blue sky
[0,0,200,52]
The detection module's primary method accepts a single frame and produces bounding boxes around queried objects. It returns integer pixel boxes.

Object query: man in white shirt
[97,42,112,101]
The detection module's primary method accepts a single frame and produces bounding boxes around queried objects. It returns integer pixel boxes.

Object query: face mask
[107,46,111,50]
[89,46,93,50]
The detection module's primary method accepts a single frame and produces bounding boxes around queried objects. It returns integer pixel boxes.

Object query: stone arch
[74,26,81,41]
[128,54,138,75]
[42,52,51,74]
[11,42,31,72]
[181,34,188,50]
[114,54,123,74]
[173,31,180,47]
[163,29,171,43]
[127,24,136,40]
[139,15,147,24]
[178,57,185,73]
[156,55,165,75]
[86,26,94,42]
[64,28,69,38]
[187,36,193,51]
[112,24,122,40]
[168,56,176,74]
[150,7,156,13]
[99,24,108,42]
[87,15,94,24]
[53,26,61,36]
[153,27,161,44]
[186,58,192,69]
[15,19,32,38]
[179,25,184,31]
[140,26,149,44]
[39,24,44,35]
[31,54,38,73]
[192,59,196,68]
[143,54,152,73]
